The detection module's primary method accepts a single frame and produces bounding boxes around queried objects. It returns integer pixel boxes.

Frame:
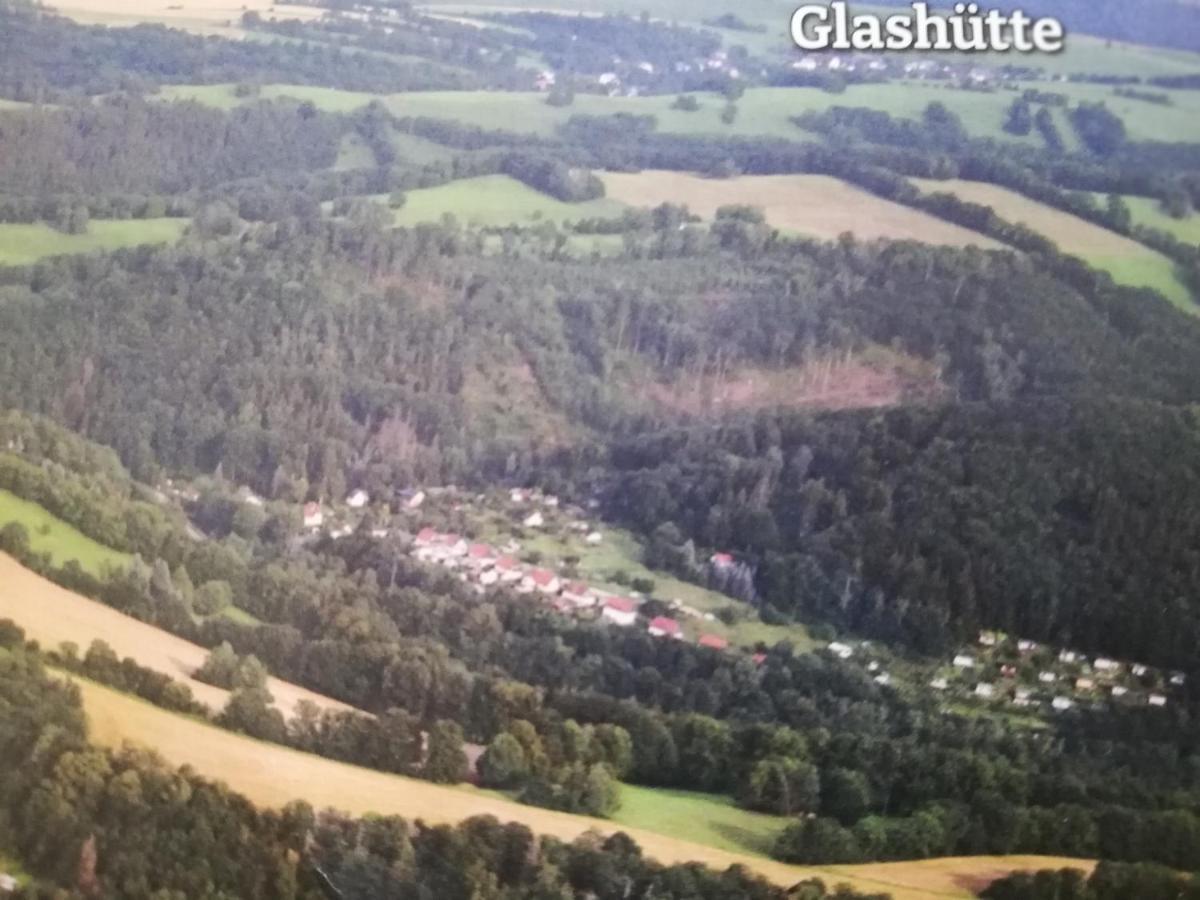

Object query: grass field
[612,785,787,856]
[912,178,1193,308]
[1120,196,1200,243]
[0,553,352,718]
[77,676,1092,899]
[390,175,626,227]
[603,171,1001,247]
[333,133,378,171]
[45,0,322,36]
[0,219,187,267]
[0,491,131,576]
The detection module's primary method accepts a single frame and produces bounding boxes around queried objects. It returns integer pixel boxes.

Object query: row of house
[411,528,731,651]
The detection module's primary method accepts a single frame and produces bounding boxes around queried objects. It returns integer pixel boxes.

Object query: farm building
[1149,694,1168,707]
[303,502,323,529]
[953,654,975,668]
[346,489,370,509]
[522,511,545,528]
[698,634,729,651]
[1094,658,1120,673]
[648,616,682,639]
[1052,697,1074,711]
[602,597,638,627]
[828,641,853,659]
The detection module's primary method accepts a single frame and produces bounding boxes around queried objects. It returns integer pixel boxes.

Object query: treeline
[1,636,885,900]
[983,861,1200,900]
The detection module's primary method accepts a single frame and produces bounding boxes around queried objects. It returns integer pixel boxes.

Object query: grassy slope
[912,178,1193,308]
[0,219,187,266]
[603,170,1001,247]
[392,174,627,227]
[612,784,787,856]
[0,553,352,718]
[0,490,131,576]
[1122,196,1200,242]
[77,676,1091,899]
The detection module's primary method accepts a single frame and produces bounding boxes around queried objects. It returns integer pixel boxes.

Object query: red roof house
[698,634,729,651]
[648,616,682,639]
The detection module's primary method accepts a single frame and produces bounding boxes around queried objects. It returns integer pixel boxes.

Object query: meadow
[0,490,130,576]
[77,675,1091,899]
[0,553,352,717]
[44,0,321,36]
[602,171,1002,247]
[390,174,627,227]
[911,178,1193,308]
[0,219,187,267]
[1120,195,1200,243]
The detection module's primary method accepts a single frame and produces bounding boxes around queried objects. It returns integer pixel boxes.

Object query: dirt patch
[641,352,944,417]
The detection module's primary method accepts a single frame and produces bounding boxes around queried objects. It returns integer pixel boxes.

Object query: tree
[479,732,529,788]
[194,580,233,616]
[219,686,286,743]
[821,768,872,826]
[424,720,468,784]
[740,757,821,816]
[774,817,863,865]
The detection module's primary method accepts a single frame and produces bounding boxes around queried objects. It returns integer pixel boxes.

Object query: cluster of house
[410,528,732,652]
[933,631,1184,712]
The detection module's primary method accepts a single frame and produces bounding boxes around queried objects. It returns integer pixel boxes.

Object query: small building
[602,597,638,627]
[415,527,438,547]
[1038,671,1057,684]
[467,543,498,568]
[585,531,604,544]
[405,490,426,509]
[237,486,265,507]
[562,582,597,609]
[930,677,949,690]
[303,502,324,529]
[346,489,370,509]
[1052,696,1074,711]
[698,634,729,651]
[828,641,853,659]
[1110,685,1128,698]
[710,552,735,568]
[1000,665,1018,679]
[1075,677,1095,692]
[510,488,531,504]
[975,683,995,699]
[479,568,500,587]
[1017,639,1038,653]
[1149,693,1168,707]
[522,511,545,528]
[1132,664,1149,677]
[953,654,975,669]
[525,568,561,596]
[494,556,524,584]
[648,616,682,639]
[752,652,768,666]
[543,495,559,508]
[1059,650,1079,664]
[1093,658,1120,673]
[1171,672,1187,686]
[978,631,999,647]
[874,673,892,686]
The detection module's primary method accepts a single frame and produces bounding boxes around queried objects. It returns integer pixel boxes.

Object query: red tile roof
[710,552,735,566]
[565,581,589,595]
[530,568,557,586]
[416,527,437,543]
[698,634,729,650]
[649,616,681,635]
[495,556,518,570]
[605,597,637,613]
[752,653,768,665]
[469,543,495,558]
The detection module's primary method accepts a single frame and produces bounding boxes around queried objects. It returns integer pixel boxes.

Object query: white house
[978,631,998,647]
[1052,696,1074,711]
[562,582,597,609]
[405,490,426,509]
[346,489,370,509]
[1149,693,1168,707]
[648,616,682,639]
[930,677,949,690]
[479,568,500,587]
[975,683,995,699]
[0,874,17,893]
[602,597,638,627]
[494,556,524,584]
[1017,639,1038,653]
[1059,650,1079,664]
[1132,664,1149,677]
[522,511,545,528]
[1038,671,1057,684]
[1111,685,1128,697]
[1171,672,1187,686]
[585,531,604,544]
[953,654,976,669]
[874,673,892,686]
[524,568,561,596]
[1093,658,1120,673]
[828,642,854,660]
[793,57,819,71]
[303,502,324,529]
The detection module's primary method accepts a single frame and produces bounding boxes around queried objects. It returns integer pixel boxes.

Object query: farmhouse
[974,683,995,699]
[524,568,560,596]
[1052,696,1074,711]
[522,511,545,528]
[346,489,370,509]
[494,556,523,583]
[698,634,728,651]
[1038,671,1057,684]
[1094,657,1120,673]
[953,654,975,668]
[561,581,597,609]
[1018,639,1038,653]
[648,616,682,639]
[930,677,949,690]
[602,597,638,627]
[828,641,853,659]
[303,502,324,529]
[1149,693,1168,707]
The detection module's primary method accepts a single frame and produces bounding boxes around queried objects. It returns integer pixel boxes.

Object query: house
[1132,664,1149,677]
[534,70,556,90]
[710,552,735,568]
[698,634,729,651]
[975,683,995,699]
[1111,685,1128,697]
[479,568,500,587]
[237,486,265,507]
[953,654,975,669]
[1093,658,1120,673]
[648,616,682,639]
[598,72,620,86]
[978,631,998,647]
[415,527,439,547]
[1000,665,1018,679]
[1149,693,1168,707]
[930,677,949,690]
[562,582,597,609]
[874,673,892,686]
[494,556,523,583]
[466,543,498,568]
[1038,671,1057,684]
[793,57,819,71]
[1059,650,1079,664]
[303,502,324,529]
[524,568,561,596]
[405,490,426,509]
[370,528,389,539]
[0,874,16,893]
[1075,677,1095,692]
[1171,672,1187,686]
[752,652,767,665]
[522,511,545,528]
[510,488,531,504]
[1052,696,1074,711]
[346,489,370,509]
[585,531,604,544]
[543,495,559,508]
[1017,639,1038,653]
[601,597,638,627]
[828,641,853,659]
[330,524,353,540]
[1015,688,1032,702]
[867,661,880,673]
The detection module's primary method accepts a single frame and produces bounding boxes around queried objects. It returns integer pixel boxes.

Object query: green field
[0,490,131,576]
[333,133,378,170]
[1121,196,1200,243]
[613,784,788,856]
[0,219,187,266]
[390,174,627,227]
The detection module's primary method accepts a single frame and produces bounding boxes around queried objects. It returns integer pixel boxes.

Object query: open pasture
[0,490,131,576]
[391,174,626,226]
[602,170,1001,247]
[0,219,187,267]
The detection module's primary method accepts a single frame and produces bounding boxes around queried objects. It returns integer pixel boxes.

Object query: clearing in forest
[390,174,627,227]
[77,676,1093,900]
[0,219,187,267]
[0,553,351,717]
[601,171,1002,247]
[911,178,1192,308]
